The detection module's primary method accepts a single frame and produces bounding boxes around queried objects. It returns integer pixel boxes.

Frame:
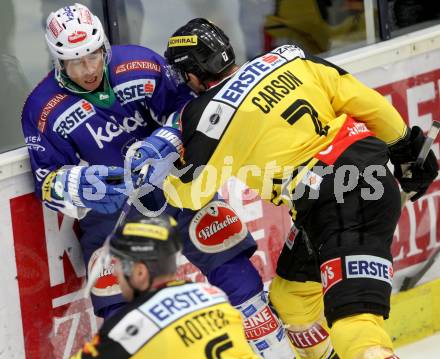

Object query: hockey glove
[389,126,438,201]
[127,126,182,187]
[48,165,128,214]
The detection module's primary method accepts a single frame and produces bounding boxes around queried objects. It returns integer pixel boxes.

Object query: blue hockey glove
[51,165,128,214]
[128,126,182,187]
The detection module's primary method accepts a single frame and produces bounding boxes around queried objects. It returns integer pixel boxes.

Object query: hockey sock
[270,276,337,359]
[330,313,398,359]
[207,255,295,358]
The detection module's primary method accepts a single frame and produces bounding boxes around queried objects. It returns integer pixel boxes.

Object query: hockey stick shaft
[400,121,440,207]
[83,165,150,297]
[399,121,440,290]
[400,247,440,291]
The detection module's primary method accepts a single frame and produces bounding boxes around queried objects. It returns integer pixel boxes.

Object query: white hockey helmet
[45,3,110,61]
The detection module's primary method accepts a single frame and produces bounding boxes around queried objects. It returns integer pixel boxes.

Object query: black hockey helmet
[164,18,235,82]
[109,212,182,280]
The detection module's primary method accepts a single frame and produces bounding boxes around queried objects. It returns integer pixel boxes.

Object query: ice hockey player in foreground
[156,18,439,359]
[71,212,259,358]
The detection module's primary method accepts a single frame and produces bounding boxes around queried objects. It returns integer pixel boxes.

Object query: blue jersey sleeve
[22,95,80,200]
[172,193,257,275]
[154,65,193,122]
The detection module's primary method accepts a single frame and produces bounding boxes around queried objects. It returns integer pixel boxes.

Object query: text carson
[252,70,303,114]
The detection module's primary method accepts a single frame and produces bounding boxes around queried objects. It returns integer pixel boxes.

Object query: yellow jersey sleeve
[306,57,408,145]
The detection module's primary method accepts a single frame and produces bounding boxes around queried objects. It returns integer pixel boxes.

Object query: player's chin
[82,75,102,91]
[82,81,100,91]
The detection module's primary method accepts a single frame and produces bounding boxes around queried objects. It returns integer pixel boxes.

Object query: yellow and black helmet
[165,18,235,82]
[109,212,181,277]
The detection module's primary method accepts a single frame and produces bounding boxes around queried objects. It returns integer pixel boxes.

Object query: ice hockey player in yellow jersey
[159,18,438,359]
[72,212,258,358]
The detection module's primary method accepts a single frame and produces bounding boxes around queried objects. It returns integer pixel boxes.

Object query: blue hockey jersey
[22,44,192,213]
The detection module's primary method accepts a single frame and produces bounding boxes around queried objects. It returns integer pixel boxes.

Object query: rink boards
[1,25,440,358]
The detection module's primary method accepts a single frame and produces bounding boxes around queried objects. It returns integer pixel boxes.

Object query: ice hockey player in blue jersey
[22,4,294,358]
[21,3,192,319]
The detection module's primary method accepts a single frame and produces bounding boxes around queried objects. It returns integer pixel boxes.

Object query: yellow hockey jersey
[72,281,257,358]
[164,45,407,212]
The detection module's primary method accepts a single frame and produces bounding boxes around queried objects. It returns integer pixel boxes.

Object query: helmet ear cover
[165,18,235,82]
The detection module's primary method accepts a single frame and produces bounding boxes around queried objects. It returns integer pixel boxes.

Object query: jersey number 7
[281,99,329,136]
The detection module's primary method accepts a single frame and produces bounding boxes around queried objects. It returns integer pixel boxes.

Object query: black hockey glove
[389,126,438,201]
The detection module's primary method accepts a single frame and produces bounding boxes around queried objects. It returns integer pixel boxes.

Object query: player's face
[64,48,104,91]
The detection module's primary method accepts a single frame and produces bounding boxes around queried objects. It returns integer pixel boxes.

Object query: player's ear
[187,73,206,92]
[132,262,149,289]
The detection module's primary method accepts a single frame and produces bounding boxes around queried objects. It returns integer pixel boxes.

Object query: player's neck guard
[58,65,116,108]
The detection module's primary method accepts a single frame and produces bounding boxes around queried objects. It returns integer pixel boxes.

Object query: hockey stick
[399,121,440,291]
[400,247,440,291]
[83,164,150,297]
[400,120,440,209]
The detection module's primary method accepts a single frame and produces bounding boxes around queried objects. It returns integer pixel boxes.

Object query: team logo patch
[320,258,343,294]
[243,305,278,340]
[53,100,95,138]
[88,248,121,297]
[139,283,226,328]
[114,60,161,74]
[113,79,156,105]
[345,255,393,286]
[38,94,68,133]
[189,201,247,253]
[68,30,87,44]
[215,52,288,107]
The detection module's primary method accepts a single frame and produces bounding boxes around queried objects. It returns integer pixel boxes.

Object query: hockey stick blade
[83,164,150,297]
[400,120,440,208]
[400,247,440,291]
